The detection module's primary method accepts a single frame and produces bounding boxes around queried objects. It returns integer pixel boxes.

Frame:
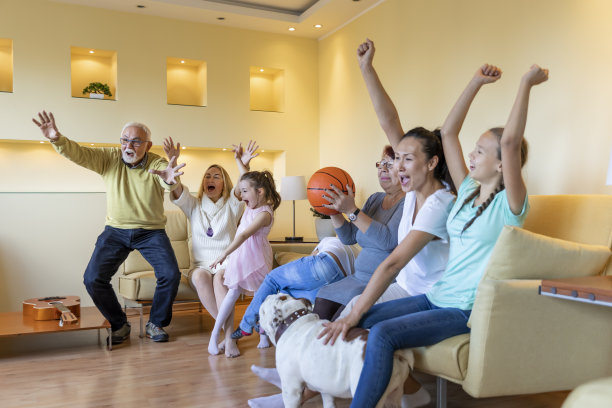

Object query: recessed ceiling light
[217,17,225,20]
[314,24,322,28]
[288,27,296,31]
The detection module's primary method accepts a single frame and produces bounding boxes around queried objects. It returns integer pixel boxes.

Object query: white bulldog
[259,293,414,408]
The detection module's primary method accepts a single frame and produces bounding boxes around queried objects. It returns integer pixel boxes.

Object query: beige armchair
[413,195,612,407]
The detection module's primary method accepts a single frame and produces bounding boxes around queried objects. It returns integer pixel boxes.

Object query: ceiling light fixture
[89,50,94,54]
[288,27,296,31]
[314,24,322,28]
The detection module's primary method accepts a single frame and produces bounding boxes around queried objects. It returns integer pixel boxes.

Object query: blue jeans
[239,253,344,333]
[83,226,180,331]
[350,294,471,408]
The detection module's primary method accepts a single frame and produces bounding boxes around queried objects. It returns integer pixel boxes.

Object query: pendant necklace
[201,210,214,237]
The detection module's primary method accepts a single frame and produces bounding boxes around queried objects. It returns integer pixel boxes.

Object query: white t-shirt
[172,185,244,271]
[395,188,455,296]
[315,237,359,276]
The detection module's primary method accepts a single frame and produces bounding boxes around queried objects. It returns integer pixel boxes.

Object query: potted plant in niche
[82,82,112,99]
[310,208,336,241]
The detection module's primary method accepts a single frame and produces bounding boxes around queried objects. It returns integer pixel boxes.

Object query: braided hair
[460,127,529,233]
[240,170,282,210]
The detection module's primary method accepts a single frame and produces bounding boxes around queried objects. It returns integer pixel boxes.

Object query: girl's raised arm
[501,65,548,214]
[358,39,404,149]
[441,64,502,188]
[231,140,259,199]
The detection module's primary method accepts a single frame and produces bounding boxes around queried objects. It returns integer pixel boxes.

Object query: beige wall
[0,0,319,312]
[319,0,612,198]
[2,0,612,313]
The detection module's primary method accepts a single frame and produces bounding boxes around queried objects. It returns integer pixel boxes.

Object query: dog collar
[274,308,311,344]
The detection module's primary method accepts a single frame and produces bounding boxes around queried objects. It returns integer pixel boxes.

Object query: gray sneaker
[110,322,131,345]
[146,321,169,342]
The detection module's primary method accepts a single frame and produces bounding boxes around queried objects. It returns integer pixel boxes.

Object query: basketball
[307,167,355,216]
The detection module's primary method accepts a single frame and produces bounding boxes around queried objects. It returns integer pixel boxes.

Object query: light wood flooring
[0,304,570,407]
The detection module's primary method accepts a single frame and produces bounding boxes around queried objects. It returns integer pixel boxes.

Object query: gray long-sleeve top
[335,192,404,282]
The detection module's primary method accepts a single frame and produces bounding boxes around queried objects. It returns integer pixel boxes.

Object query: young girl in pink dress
[208,170,281,357]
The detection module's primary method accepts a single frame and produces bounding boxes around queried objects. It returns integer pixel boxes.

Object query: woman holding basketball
[320,39,547,408]
[313,145,405,320]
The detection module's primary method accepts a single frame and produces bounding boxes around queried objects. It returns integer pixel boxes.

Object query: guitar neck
[49,301,78,323]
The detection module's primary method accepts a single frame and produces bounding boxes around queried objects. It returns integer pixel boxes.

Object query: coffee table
[0,306,112,349]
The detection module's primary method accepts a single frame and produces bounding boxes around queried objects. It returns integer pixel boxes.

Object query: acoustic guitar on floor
[23,296,80,326]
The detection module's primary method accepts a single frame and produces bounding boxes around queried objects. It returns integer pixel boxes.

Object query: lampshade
[607,146,612,186]
[281,176,307,201]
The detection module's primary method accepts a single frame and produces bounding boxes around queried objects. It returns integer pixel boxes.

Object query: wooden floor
[0,304,570,408]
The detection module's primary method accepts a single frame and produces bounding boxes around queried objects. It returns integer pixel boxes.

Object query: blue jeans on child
[350,294,472,408]
[239,252,344,333]
[83,226,181,331]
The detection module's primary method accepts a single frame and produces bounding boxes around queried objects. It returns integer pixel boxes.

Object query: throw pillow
[484,226,611,280]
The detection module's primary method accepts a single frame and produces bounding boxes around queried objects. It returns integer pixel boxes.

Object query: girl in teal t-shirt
[321,61,549,408]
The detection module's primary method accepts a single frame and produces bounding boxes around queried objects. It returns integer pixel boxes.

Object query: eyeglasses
[120,138,148,148]
[375,160,394,169]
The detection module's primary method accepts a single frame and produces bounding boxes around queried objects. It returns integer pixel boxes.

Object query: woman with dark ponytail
[319,39,548,408]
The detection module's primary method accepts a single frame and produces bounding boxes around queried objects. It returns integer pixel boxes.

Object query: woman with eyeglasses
[312,144,406,321]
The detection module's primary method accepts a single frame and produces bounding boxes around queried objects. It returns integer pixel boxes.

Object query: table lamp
[281,176,307,242]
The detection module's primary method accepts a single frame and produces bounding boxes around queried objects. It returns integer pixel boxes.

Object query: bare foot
[257,333,271,349]
[218,339,225,352]
[225,339,241,358]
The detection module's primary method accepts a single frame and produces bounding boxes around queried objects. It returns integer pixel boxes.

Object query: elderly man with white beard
[33,111,185,345]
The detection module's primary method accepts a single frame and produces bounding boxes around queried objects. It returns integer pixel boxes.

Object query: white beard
[122,148,141,164]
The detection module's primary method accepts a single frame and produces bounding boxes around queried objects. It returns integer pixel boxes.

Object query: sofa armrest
[463,279,612,398]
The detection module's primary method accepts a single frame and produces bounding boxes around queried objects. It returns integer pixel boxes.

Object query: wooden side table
[539,275,612,308]
[0,306,112,349]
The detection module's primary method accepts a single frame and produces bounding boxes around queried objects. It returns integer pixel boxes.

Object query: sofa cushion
[123,240,191,274]
[118,270,195,301]
[484,226,611,281]
[274,251,308,266]
[413,333,470,382]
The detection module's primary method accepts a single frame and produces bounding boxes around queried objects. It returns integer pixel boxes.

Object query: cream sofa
[117,210,317,334]
[414,195,612,407]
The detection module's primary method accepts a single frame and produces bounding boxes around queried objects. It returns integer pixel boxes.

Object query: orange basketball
[307,167,355,216]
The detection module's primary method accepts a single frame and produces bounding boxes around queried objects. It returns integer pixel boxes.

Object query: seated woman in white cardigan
[164,138,258,355]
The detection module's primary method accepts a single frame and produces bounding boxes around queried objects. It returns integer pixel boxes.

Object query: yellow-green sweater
[52,135,178,229]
